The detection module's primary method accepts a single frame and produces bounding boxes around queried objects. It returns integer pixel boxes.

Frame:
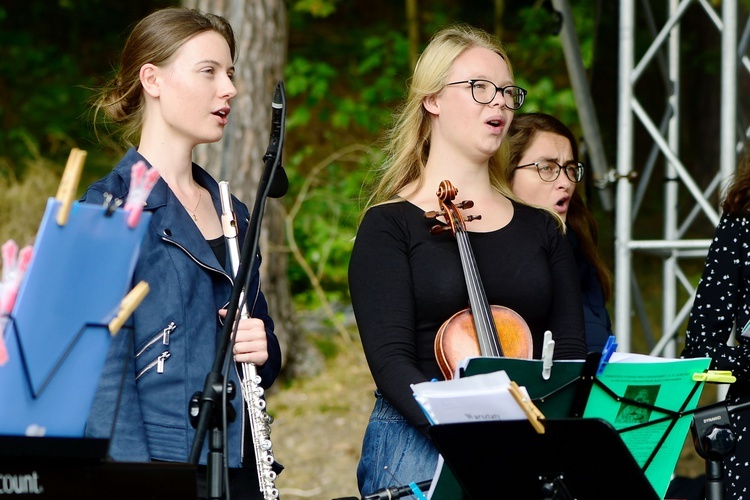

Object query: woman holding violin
[348,25,587,496]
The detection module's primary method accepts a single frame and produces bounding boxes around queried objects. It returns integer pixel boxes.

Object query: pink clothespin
[0,240,34,366]
[124,161,160,228]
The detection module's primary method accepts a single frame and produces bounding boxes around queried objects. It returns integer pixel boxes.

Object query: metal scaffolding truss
[614,0,748,355]
[555,0,749,354]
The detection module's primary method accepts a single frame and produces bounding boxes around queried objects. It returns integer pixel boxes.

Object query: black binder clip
[102,193,123,217]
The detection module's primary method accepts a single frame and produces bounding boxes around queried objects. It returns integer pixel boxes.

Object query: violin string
[457,230,501,357]
[458,232,488,353]
[465,233,501,357]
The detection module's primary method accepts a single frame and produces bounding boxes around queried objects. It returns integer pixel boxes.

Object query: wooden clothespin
[55,148,87,226]
[108,281,150,335]
[509,380,546,434]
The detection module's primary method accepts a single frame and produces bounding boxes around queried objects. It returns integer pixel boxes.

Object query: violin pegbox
[423,180,481,236]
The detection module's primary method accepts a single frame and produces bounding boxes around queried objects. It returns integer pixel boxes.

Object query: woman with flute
[80,7,282,498]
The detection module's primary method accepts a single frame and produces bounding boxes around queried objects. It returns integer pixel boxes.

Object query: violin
[425,180,533,380]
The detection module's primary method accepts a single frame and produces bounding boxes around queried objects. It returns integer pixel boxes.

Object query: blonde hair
[364,24,517,210]
[92,7,236,147]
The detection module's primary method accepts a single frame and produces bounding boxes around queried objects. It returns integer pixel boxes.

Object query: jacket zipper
[136,350,171,380]
[163,236,262,312]
[163,237,234,282]
[135,322,175,358]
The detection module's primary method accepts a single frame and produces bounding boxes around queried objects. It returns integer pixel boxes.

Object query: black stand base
[189,381,237,500]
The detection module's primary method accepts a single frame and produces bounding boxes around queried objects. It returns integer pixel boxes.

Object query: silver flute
[218,181,278,499]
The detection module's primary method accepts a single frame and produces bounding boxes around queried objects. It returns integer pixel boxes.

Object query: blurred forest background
[2,0,748,497]
[0,0,619,368]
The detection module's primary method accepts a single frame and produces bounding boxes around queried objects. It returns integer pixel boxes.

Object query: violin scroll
[423,180,481,236]
[436,179,459,203]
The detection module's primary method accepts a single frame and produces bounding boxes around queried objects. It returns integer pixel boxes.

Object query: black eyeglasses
[445,79,528,110]
[515,161,585,183]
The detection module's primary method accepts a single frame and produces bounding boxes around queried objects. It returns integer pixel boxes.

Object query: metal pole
[720,0,738,196]
[661,0,681,358]
[616,0,636,352]
[551,0,614,211]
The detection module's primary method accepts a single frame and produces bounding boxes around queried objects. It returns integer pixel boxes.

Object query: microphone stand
[360,480,432,500]
[691,398,750,500]
[188,81,287,499]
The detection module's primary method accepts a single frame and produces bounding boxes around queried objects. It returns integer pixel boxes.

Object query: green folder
[582,356,711,498]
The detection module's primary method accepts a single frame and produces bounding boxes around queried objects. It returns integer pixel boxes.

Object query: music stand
[0,435,196,499]
[428,418,659,500]
[458,352,602,419]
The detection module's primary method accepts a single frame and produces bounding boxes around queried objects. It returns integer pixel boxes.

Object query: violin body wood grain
[435,305,533,380]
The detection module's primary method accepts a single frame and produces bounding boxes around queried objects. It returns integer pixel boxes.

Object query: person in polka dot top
[683,150,750,499]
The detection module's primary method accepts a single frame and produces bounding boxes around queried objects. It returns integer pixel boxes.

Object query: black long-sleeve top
[683,213,750,391]
[348,199,587,432]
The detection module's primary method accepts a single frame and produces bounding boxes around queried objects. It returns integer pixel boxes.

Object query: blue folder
[0,199,149,437]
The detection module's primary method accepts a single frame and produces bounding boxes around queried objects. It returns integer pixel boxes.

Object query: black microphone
[268,166,288,198]
[264,82,287,198]
[267,84,283,156]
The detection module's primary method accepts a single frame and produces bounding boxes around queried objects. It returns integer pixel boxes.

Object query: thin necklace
[185,189,202,221]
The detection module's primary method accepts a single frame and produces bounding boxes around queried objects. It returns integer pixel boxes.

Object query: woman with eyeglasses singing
[507,113,613,352]
[348,27,587,495]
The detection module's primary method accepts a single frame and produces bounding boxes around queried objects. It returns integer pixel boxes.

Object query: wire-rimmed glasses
[445,79,528,110]
[514,161,585,183]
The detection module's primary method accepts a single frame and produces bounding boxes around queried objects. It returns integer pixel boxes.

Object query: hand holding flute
[217,310,269,365]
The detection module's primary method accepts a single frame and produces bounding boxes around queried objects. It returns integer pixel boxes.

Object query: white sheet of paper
[411,370,527,425]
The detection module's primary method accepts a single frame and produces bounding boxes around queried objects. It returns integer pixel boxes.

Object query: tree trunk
[182,0,323,380]
[494,0,504,39]
[406,0,419,70]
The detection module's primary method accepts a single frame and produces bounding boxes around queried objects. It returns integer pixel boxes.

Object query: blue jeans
[357,392,439,496]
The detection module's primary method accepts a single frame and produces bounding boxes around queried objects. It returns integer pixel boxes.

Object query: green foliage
[284,144,371,310]
[0,23,88,173]
[309,331,343,360]
[0,155,62,247]
[284,31,408,134]
[292,0,339,18]
[0,0,605,325]
[508,4,594,136]
[281,2,602,314]
[0,0,177,179]
[282,13,411,312]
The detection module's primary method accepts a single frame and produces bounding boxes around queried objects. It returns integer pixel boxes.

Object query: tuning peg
[456,200,474,210]
[464,215,482,223]
[424,210,444,220]
[430,224,451,235]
